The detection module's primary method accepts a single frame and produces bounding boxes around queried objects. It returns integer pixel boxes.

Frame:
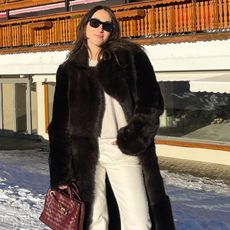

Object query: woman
[48,5,175,230]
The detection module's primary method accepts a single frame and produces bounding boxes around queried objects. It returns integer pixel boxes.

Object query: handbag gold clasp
[58,204,68,216]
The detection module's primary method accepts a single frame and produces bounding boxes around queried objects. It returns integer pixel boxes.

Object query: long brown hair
[68,5,121,60]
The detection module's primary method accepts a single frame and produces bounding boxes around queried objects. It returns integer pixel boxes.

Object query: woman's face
[86,9,113,49]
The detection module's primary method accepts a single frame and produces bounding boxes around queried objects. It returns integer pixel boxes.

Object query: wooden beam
[132,32,230,45]
[0,0,63,12]
[153,0,188,4]
[29,21,53,29]
[115,9,145,19]
[156,138,230,152]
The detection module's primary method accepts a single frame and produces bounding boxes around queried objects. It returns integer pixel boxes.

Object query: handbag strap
[49,181,83,202]
[69,181,83,201]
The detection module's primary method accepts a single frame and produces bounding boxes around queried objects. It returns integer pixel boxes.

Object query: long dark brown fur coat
[48,42,175,230]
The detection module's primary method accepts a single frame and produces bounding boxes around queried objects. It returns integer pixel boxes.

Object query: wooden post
[159,7,163,34]
[163,6,167,34]
[169,5,175,34]
[179,4,183,32]
[18,24,22,47]
[219,0,223,29]
[137,18,141,36]
[155,8,158,35]
[8,25,12,47]
[70,17,75,41]
[211,0,218,29]
[197,1,201,31]
[128,20,131,37]
[223,0,228,28]
[140,17,144,37]
[192,0,197,33]
[175,5,179,33]
[43,28,47,45]
[122,20,126,37]
[183,4,187,32]
[200,1,205,31]
[150,5,156,36]
[55,19,58,43]
[205,1,209,30]
[11,25,15,46]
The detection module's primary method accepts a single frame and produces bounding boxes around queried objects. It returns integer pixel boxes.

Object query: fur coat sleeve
[117,49,164,155]
[48,65,74,189]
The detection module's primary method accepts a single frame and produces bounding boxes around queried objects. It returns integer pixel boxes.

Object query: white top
[89,59,127,138]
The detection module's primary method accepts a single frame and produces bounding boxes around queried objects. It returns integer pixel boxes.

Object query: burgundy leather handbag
[39,182,85,230]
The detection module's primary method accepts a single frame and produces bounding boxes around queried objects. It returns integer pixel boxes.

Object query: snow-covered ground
[0,149,230,230]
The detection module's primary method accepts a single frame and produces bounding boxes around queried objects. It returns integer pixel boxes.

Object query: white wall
[0,51,68,75]
[1,39,230,75]
[144,39,230,71]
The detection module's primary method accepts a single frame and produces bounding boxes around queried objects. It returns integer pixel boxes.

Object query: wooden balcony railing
[0,0,230,54]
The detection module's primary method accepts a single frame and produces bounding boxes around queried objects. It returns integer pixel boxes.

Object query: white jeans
[89,138,151,230]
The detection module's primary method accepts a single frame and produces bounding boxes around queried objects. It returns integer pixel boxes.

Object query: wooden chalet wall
[0,0,230,53]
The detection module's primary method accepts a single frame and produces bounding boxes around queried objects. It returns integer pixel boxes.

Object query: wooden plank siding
[0,0,230,54]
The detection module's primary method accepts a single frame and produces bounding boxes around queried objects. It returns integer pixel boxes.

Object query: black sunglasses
[88,18,114,32]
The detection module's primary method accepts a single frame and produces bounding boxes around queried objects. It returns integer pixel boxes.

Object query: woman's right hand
[58,184,68,190]
[112,140,117,145]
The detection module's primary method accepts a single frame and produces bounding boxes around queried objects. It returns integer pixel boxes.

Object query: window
[158,78,230,146]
